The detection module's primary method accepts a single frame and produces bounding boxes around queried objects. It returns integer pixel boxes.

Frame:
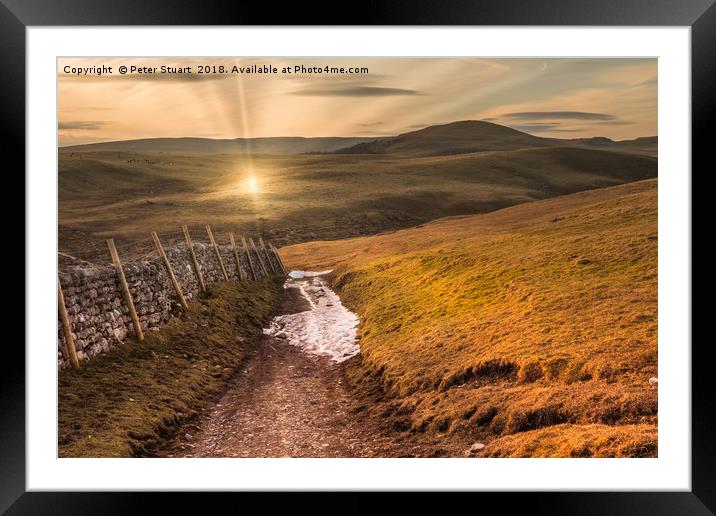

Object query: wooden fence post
[242,236,258,280]
[107,238,144,341]
[270,243,288,275]
[57,276,80,368]
[229,233,247,281]
[259,237,277,274]
[206,224,229,281]
[151,231,189,310]
[182,225,206,293]
[250,237,270,277]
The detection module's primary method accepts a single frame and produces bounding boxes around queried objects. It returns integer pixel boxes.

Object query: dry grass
[482,423,657,458]
[58,278,284,457]
[281,179,658,457]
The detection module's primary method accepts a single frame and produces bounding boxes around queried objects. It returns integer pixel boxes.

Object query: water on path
[263,271,360,362]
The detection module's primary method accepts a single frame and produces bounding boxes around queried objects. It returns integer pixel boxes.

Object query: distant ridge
[332,120,548,157]
[62,136,379,155]
[553,135,657,156]
[333,120,657,157]
[61,120,657,158]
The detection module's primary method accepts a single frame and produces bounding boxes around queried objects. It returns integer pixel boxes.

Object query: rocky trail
[161,273,468,458]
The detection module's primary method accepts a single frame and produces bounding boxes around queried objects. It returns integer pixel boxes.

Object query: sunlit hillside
[281,179,658,457]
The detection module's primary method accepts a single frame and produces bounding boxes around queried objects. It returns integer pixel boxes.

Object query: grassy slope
[58,146,656,263]
[58,278,283,457]
[281,179,658,457]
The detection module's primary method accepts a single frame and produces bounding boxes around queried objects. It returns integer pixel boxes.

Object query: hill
[62,136,377,155]
[555,135,658,156]
[61,121,657,158]
[58,145,656,264]
[333,120,657,158]
[280,179,658,457]
[333,120,548,157]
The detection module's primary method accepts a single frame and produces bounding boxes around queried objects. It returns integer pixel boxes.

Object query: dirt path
[163,281,462,458]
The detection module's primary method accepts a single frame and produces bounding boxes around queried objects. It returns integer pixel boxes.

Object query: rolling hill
[332,120,657,157]
[280,179,658,457]
[333,120,548,157]
[554,135,658,156]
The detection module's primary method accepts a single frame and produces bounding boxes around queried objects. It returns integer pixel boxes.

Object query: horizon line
[58,119,657,148]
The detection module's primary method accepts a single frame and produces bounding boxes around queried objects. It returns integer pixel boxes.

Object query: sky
[58,57,656,146]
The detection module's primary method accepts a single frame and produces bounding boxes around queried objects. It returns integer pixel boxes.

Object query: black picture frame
[3,0,710,512]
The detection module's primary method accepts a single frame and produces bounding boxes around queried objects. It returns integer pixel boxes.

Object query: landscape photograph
[57,57,658,458]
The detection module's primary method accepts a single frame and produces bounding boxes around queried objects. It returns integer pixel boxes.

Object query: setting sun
[244,174,260,194]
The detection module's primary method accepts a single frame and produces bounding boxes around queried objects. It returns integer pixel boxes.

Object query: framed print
[4,0,711,512]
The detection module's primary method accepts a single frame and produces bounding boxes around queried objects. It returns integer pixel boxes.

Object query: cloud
[508,123,563,133]
[593,120,634,126]
[59,107,115,113]
[503,121,592,134]
[502,111,616,121]
[630,77,657,88]
[290,86,425,97]
[356,122,385,127]
[58,120,107,130]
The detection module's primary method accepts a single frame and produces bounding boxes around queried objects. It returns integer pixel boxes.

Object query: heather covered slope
[281,179,658,457]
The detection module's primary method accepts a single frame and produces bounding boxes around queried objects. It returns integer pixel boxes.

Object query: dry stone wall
[58,241,284,368]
